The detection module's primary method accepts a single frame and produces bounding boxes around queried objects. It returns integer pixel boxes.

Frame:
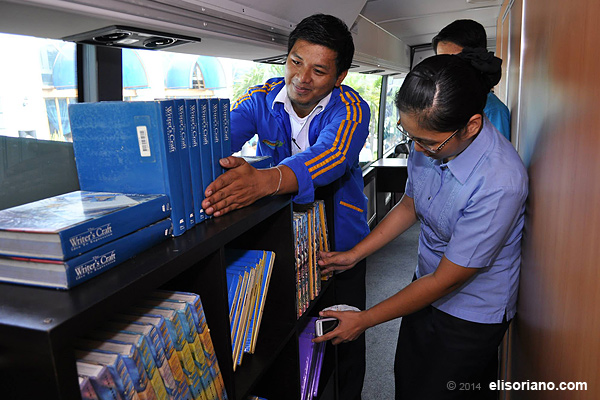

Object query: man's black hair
[432,19,487,53]
[288,13,354,76]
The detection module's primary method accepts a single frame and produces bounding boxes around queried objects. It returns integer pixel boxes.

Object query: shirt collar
[445,117,494,184]
[272,84,332,118]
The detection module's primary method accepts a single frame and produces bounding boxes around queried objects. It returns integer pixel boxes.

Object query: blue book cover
[0,218,172,289]
[69,100,187,236]
[0,191,170,260]
[242,155,274,169]
[218,99,231,162]
[174,99,195,229]
[185,99,205,225]
[207,98,222,180]
[197,99,213,220]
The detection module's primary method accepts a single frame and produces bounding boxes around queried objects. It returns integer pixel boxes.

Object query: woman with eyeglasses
[314,49,528,400]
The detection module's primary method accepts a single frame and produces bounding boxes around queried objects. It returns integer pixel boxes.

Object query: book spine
[185,99,205,225]
[197,99,213,220]
[64,219,172,289]
[160,100,187,236]
[207,98,222,181]
[175,99,195,229]
[218,99,231,162]
[60,194,171,260]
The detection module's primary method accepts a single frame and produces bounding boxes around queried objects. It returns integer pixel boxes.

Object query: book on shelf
[225,249,275,368]
[123,307,206,400]
[75,338,158,400]
[149,290,228,400]
[103,320,192,400]
[75,350,140,400]
[207,98,222,180]
[0,191,170,260]
[197,99,213,221]
[114,313,196,400]
[218,98,231,163]
[298,317,325,400]
[77,362,120,400]
[139,298,220,400]
[185,99,205,225]
[87,330,170,400]
[0,218,172,289]
[69,100,187,236]
[174,99,195,230]
[79,376,100,400]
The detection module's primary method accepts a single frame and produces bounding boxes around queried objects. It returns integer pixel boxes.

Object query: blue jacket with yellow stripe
[231,77,370,251]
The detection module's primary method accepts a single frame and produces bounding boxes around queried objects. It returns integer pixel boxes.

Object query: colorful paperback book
[69,100,187,236]
[77,360,126,400]
[197,99,213,219]
[104,320,192,400]
[0,191,170,260]
[89,330,170,400]
[75,350,140,400]
[150,290,227,400]
[125,307,205,400]
[174,99,195,229]
[75,338,158,400]
[207,98,222,180]
[79,376,101,400]
[113,315,193,400]
[0,218,172,289]
[185,99,205,225]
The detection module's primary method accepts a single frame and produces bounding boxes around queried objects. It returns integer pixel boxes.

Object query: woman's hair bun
[456,47,502,88]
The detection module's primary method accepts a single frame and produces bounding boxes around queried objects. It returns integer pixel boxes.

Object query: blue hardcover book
[197,99,213,220]
[0,191,170,260]
[0,218,172,289]
[207,98,222,180]
[218,99,231,162]
[185,99,205,225]
[69,100,187,236]
[174,99,195,229]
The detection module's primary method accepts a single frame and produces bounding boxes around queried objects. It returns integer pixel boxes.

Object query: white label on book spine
[137,125,152,157]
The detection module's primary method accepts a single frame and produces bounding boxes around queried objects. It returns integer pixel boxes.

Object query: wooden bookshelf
[0,194,336,400]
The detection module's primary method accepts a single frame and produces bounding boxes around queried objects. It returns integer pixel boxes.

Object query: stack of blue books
[68,98,237,237]
[0,190,172,289]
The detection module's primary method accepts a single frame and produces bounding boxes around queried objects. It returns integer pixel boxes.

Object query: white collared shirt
[273,86,332,155]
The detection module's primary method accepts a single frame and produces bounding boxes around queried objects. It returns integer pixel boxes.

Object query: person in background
[432,19,511,142]
[202,13,371,400]
[314,50,528,400]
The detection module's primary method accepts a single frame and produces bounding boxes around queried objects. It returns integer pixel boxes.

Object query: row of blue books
[225,249,275,370]
[75,289,227,400]
[293,201,330,318]
[68,98,233,237]
[299,318,325,400]
[0,191,172,289]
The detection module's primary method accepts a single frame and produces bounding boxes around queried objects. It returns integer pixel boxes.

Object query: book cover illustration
[0,218,172,289]
[0,191,170,260]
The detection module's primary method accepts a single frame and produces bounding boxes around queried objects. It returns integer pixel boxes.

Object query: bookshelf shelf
[0,194,335,400]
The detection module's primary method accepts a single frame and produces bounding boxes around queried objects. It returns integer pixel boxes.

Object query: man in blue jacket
[202,13,370,400]
[432,19,512,141]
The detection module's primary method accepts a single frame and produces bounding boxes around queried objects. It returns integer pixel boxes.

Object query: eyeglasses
[396,120,461,154]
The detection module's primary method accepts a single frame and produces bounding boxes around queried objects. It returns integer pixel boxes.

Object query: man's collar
[272,83,333,119]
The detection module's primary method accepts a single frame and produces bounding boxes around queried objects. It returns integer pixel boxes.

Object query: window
[344,72,382,164]
[382,74,406,155]
[0,33,77,141]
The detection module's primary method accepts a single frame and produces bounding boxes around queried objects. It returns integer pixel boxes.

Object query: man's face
[284,39,347,118]
[435,41,464,55]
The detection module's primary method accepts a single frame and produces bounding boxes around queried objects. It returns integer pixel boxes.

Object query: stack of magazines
[0,190,172,289]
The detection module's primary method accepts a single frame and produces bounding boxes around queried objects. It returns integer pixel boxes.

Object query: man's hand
[202,156,277,217]
[312,310,368,345]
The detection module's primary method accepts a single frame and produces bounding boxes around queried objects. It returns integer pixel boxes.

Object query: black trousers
[334,258,367,400]
[394,303,509,400]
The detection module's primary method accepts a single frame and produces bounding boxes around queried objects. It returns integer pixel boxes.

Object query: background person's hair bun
[456,47,502,89]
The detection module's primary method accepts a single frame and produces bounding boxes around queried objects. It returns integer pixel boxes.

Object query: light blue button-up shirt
[405,118,528,323]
